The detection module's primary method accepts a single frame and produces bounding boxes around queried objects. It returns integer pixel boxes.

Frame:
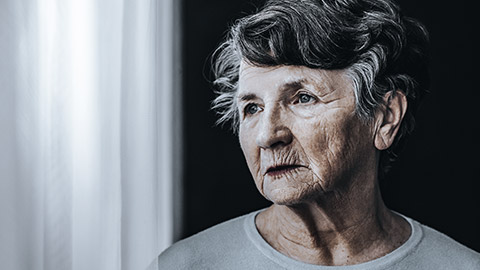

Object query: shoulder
[157,211,257,269]
[412,220,480,269]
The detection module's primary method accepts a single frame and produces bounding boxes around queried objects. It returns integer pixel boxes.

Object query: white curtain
[0,0,182,269]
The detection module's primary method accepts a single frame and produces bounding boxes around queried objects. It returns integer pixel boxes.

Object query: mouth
[265,164,303,177]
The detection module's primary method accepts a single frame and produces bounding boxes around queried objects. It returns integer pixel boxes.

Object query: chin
[264,185,321,206]
[259,170,325,205]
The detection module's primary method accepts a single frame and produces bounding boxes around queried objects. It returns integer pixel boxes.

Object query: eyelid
[293,90,318,103]
[243,102,262,116]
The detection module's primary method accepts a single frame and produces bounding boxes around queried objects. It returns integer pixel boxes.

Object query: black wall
[181,0,479,252]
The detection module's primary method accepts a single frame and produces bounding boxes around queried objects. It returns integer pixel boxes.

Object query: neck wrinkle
[256,181,408,266]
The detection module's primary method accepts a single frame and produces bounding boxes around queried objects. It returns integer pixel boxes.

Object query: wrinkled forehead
[238,60,353,98]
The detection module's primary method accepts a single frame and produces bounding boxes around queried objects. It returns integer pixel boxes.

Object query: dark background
[180,0,479,252]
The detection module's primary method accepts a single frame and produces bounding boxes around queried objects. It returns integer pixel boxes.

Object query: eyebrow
[238,93,258,102]
[280,80,305,92]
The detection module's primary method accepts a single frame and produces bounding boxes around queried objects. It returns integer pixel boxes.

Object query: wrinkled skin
[237,62,410,266]
[238,63,376,205]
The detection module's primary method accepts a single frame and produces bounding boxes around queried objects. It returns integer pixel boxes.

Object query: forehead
[237,61,351,96]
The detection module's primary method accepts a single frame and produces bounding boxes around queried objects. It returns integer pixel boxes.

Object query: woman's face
[237,62,376,205]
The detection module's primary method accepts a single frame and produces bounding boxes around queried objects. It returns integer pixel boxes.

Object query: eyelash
[295,92,316,104]
[244,103,261,116]
[242,92,316,117]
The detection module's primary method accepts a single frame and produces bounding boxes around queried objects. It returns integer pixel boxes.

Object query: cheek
[239,127,254,165]
[301,120,336,179]
[297,112,372,189]
[239,125,263,186]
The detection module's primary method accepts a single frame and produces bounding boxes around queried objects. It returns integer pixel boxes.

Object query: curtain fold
[0,0,180,269]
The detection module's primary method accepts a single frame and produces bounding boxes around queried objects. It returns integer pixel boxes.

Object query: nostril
[270,141,285,149]
[257,127,293,149]
[255,110,292,148]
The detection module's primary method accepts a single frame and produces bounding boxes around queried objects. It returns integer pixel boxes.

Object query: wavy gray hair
[211,0,430,175]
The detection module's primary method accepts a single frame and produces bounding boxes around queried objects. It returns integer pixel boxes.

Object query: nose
[255,107,293,149]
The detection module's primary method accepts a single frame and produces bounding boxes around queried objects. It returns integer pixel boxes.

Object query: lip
[265,164,303,177]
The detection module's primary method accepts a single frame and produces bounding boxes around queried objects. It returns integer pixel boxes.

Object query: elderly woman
[159,0,480,268]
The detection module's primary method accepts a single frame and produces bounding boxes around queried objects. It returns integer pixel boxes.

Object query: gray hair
[211,0,430,175]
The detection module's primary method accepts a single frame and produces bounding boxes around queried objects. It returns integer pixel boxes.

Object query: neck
[255,182,411,266]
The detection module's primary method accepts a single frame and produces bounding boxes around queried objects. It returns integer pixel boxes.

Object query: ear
[374,91,408,150]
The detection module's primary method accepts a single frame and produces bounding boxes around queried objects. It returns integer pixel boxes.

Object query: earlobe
[374,91,408,150]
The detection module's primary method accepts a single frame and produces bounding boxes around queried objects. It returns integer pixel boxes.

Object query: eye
[297,93,315,104]
[244,103,261,115]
